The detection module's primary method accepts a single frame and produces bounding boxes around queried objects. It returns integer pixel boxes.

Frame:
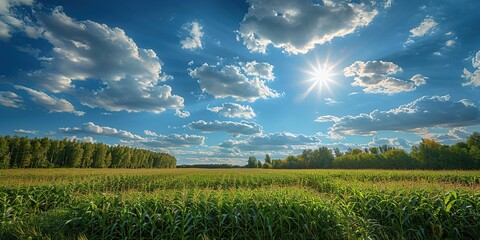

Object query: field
[0,169,479,239]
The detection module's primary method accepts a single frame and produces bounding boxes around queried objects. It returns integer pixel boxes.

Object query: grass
[0,168,479,239]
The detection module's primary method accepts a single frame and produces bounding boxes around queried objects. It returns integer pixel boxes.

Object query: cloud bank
[323,95,480,138]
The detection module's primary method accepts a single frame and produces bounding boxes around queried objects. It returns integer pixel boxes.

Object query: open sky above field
[1,0,480,164]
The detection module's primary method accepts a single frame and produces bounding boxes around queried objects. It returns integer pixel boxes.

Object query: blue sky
[1,0,480,164]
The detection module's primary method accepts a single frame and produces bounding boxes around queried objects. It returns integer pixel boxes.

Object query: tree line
[247,132,480,170]
[0,135,176,169]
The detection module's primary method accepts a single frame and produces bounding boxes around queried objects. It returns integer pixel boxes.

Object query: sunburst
[298,55,341,101]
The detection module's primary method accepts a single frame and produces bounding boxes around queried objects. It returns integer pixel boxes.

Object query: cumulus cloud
[14,129,38,134]
[180,21,203,50]
[237,0,381,54]
[207,102,256,119]
[189,61,279,102]
[344,61,427,94]
[219,132,320,151]
[405,16,438,45]
[59,122,143,140]
[14,85,84,115]
[462,50,480,87]
[240,61,275,81]
[175,109,190,118]
[67,136,96,143]
[0,91,23,108]
[423,127,471,144]
[188,120,262,136]
[325,95,480,138]
[4,5,184,114]
[368,136,415,150]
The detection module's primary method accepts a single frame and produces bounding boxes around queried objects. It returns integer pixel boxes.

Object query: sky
[1,0,480,165]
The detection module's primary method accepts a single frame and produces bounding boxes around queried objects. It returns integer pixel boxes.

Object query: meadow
[0,169,479,239]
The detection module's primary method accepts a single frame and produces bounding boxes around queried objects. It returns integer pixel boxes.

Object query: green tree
[333,148,343,157]
[92,144,108,168]
[17,137,32,168]
[265,154,271,164]
[247,156,257,168]
[467,132,480,148]
[0,136,11,169]
[382,149,415,169]
[262,162,272,169]
[81,143,94,168]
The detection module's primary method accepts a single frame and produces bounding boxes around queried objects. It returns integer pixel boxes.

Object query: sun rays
[298,55,342,101]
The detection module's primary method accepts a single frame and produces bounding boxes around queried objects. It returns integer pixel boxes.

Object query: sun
[299,56,340,101]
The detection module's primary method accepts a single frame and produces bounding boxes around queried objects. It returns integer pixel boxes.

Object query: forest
[0,135,176,169]
[248,132,480,170]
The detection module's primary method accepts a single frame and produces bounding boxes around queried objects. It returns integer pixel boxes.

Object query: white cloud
[144,130,158,137]
[14,85,84,116]
[405,16,438,45]
[368,136,415,150]
[445,39,455,47]
[0,0,34,41]
[409,16,437,37]
[4,5,184,114]
[67,136,96,143]
[180,21,203,50]
[175,109,190,118]
[188,120,262,136]
[219,132,320,151]
[59,122,143,140]
[240,61,274,81]
[344,61,427,94]
[326,95,480,138]
[423,127,470,145]
[140,133,205,148]
[189,62,279,102]
[462,50,480,87]
[0,91,23,108]
[315,115,340,123]
[324,97,339,105]
[14,129,38,134]
[207,102,256,119]
[237,0,381,54]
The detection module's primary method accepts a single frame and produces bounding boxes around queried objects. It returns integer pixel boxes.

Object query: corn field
[0,169,479,239]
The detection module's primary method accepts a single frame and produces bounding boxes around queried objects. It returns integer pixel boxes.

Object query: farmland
[0,169,479,239]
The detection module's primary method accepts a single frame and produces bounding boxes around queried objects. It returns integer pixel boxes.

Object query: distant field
[0,169,479,239]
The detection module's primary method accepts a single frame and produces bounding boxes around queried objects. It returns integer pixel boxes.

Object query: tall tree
[0,136,11,169]
[265,154,271,164]
[247,156,257,168]
[17,137,32,168]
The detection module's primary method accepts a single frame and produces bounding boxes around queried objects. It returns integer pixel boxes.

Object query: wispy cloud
[15,85,84,116]
[0,91,23,108]
[14,129,38,135]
